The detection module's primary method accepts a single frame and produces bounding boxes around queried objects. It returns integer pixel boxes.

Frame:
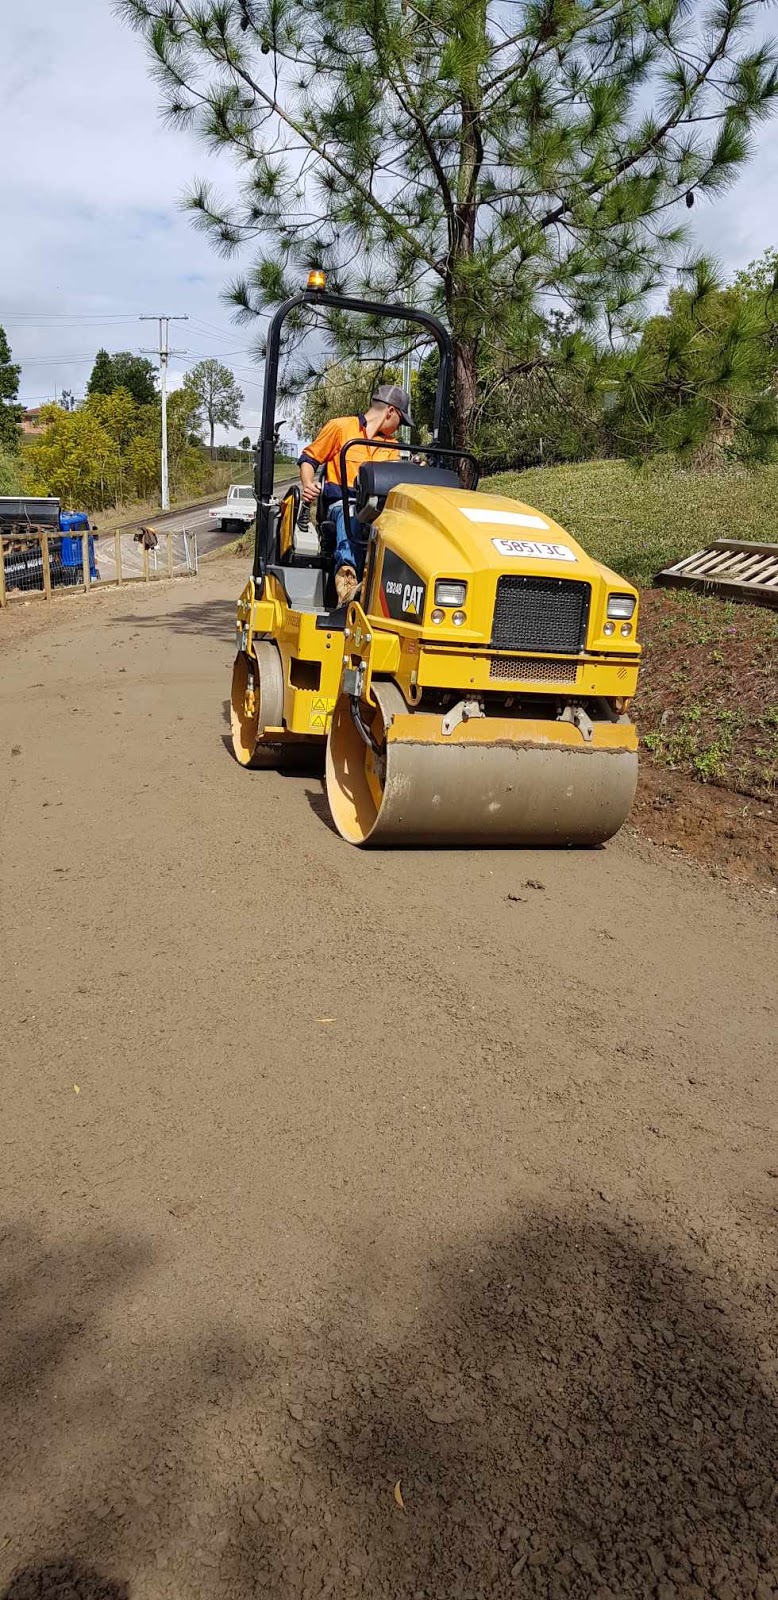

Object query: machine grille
[491,575,590,654]
[489,656,579,685]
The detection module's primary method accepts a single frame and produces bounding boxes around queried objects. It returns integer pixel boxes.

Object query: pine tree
[87,349,158,405]
[0,326,22,451]
[614,257,778,462]
[118,0,778,447]
[88,349,115,397]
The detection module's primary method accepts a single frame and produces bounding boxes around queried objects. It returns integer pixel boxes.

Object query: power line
[140,314,188,512]
[2,313,142,325]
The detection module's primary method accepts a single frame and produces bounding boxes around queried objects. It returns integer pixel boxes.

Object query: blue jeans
[330,498,365,576]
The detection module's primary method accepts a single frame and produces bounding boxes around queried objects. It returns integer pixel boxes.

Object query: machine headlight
[607,593,636,620]
[603,621,615,636]
[431,608,445,624]
[452,610,466,626]
[435,580,467,608]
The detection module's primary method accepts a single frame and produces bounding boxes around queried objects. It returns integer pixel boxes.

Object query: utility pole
[140,315,188,510]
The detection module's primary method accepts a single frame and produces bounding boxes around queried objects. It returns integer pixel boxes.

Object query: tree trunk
[448,2,485,453]
[209,417,215,459]
[452,336,478,450]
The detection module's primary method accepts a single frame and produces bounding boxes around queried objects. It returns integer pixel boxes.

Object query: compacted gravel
[1,564,775,1600]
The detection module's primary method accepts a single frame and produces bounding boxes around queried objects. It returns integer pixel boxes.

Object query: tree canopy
[182,358,244,455]
[120,0,778,446]
[24,388,205,511]
[0,326,22,451]
[87,349,158,406]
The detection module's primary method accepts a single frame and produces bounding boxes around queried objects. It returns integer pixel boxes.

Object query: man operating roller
[298,383,413,605]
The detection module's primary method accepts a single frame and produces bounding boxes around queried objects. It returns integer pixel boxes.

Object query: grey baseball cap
[372,383,414,427]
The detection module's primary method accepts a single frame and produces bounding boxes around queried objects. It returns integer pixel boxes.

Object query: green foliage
[119,0,778,447]
[733,245,778,300]
[0,325,22,450]
[23,388,206,511]
[609,261,778,463]
[88,349,114,395]
[182,358,244,455]
[301,359,401,438]
[87,349,158,405]
[0,444,22,494]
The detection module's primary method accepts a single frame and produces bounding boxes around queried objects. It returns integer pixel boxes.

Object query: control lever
[296,462,326,532]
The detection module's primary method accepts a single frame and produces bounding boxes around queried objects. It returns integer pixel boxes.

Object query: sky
[3,0,778,448]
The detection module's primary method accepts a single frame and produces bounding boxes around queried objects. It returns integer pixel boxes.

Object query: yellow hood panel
[378,485,605,583]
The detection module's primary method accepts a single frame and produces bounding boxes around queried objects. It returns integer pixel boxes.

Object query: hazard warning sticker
[492,538,577,562]
[309,695,335,731]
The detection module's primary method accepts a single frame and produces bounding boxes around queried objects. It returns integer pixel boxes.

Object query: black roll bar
[253,286,453,579]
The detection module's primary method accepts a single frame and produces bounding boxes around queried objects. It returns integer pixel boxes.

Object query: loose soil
[635,590,778,801]
[1,562,776,1600]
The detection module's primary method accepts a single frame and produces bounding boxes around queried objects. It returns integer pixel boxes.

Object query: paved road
[150,475,296,561]
[0,561,776,1600]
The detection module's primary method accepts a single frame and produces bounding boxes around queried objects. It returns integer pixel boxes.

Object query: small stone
[649,1548,667,1578]
[755,1583,774,1600]
[656,1584,677,1600]
[511,1556,528,1578]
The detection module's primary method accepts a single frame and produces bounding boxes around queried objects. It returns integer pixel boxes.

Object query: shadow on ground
[1,1212,775,1598]
[2,1563,128,1600]
[110,600,237,640]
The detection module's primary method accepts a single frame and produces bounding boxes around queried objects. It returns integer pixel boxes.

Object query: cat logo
[379,551,426,622]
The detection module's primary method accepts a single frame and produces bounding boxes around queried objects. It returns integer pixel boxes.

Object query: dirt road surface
[1,564,776,1600]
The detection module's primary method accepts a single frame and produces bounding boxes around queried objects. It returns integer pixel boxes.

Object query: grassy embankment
[91,461,253,536]
[484,460,778,799]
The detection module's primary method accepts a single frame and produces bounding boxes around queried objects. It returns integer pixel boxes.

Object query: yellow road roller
[231,276,641,847]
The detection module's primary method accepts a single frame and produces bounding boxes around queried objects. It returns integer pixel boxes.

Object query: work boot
[335,564,359,606]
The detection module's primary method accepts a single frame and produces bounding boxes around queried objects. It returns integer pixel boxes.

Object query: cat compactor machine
[231,274,641,846]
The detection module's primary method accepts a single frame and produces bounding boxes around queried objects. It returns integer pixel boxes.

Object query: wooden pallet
[656,539,778,608]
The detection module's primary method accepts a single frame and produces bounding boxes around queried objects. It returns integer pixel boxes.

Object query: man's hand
[335,565,359,605]
[301,479,321,504]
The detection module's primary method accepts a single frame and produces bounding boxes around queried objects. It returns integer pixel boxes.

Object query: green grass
[483,459,778,587]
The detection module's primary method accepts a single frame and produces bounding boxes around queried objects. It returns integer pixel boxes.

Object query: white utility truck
[208,484,257,532]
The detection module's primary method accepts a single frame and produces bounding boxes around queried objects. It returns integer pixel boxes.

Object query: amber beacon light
[307,268,326,290]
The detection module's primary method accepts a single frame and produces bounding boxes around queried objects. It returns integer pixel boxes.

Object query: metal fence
[0,526,198,607]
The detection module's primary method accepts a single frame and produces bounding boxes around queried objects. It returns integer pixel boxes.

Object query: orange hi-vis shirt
[299,413,399,489]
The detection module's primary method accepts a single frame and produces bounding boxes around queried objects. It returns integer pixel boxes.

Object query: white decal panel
[492,537,577,562]
[460,508,549,528]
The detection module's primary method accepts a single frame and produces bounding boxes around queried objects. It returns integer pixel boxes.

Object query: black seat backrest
[356,461,461,507]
